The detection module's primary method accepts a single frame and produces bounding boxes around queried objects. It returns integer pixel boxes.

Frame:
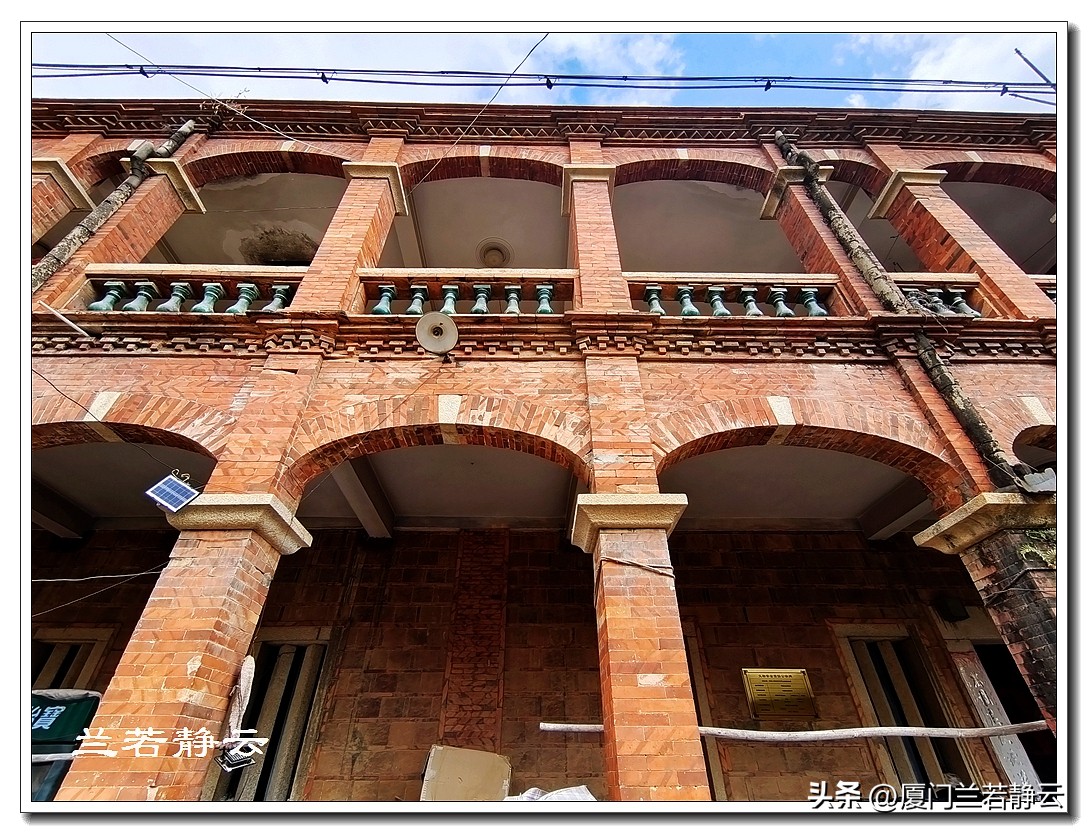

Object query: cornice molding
[31,99,1057,149]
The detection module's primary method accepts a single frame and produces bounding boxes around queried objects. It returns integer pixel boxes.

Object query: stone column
[55,496,312,801]
[914,492,1057,731]
[290,138,406,313]
[866,156,1052,319]
[571,494,711,801]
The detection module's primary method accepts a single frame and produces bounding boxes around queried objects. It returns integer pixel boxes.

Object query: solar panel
[145,473,200,512]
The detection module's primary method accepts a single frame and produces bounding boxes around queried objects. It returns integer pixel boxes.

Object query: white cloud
[29,30,684,108]
[842,31,1058,113]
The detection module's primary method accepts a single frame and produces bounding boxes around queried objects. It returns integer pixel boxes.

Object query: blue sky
[26,26,1062,113]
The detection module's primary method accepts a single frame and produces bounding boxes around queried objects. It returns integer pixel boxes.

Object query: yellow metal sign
[742,668,816,719]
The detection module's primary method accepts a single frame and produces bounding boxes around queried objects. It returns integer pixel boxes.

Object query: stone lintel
[913,491,1056,555]
[166,493,312,555]
[562,164,616,216]
[571,493,688,553]
[869,168,947,220]
[120,156,206,213]
[32,157,94,210]
[342,161,409,216]
[759,165,833,220]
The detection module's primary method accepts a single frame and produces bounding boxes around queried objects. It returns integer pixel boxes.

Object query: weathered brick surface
[30,110,1058,802]
[55,529,283,801]
[672,530,1008,800]
[594,529,711,800]
[438,530,508,751]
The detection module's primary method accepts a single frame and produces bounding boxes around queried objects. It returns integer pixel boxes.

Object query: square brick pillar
[865,152,1053,319]
[55,495,312,801]
[915,492,1058,732]
[35,134,207,308]
[290,138,405,312]
[563,143,629,311]
[572,494,711,801]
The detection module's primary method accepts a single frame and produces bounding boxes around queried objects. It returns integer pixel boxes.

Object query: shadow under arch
[614,153,776,195]
[286,421,592,504]
[652,402,972,515]
[399,153,565,191]
[182,145,350,188]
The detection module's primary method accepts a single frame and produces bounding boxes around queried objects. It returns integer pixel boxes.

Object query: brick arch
[31,393,232,457]
[1014,424,1057,454]
[822,156,888,199]
[975,395,1057,459]
[399,152,564,190]
[183,145,349,188]
[70,142,132,189]
[285,393,592,498]
[614,155,775,195]
[929,159,1056,202]
[651,397,969,513]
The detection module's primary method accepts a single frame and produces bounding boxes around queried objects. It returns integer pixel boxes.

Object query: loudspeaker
[415,312,459,355]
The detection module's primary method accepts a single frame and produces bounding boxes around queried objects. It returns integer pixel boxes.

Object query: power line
[31,62,1056,106]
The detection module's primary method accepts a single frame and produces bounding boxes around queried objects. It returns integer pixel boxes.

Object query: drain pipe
[31,120,197,294]
[774,131,911,314]
[773,131,1026,490]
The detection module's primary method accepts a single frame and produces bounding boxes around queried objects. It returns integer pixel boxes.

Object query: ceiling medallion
[476,238,512,268]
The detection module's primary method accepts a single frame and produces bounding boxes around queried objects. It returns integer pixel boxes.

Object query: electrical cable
[406,33,549,199]
[31,562,169,618]
[30,366,210,488]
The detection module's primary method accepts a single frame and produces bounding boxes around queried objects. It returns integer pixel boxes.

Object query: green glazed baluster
[926,288,955,315]
[739,287,764,317]
[799,288,829,317]
[155,282,192,312]
[226,283,260,314]
[371,284,396,315]
[676,286,699,316]
[947,288,981,317]
[706,286,730,317]
[504,285,522,314]
[440,285,459,315]
[535,284,554,314]
[644,284,665,315]
[471,284,492,314]
[260,284,292,312]
[768,287,795,317]
[191,283,225,313]
[88,281,128,311]
[121,281,160,312]
[405,285,428,316]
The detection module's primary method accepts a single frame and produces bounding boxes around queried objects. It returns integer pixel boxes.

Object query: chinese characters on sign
[808,780,1064,811]
[69,727,268,759]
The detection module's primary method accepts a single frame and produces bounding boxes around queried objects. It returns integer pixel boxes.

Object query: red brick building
[29,98,1060,803]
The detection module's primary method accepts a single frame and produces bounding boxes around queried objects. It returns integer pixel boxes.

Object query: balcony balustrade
[625,273,840,318]
[81,265,302,314]
[357,269,575,316]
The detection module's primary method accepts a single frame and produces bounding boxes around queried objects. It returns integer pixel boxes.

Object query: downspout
[31,120,197,294]
[773,131,1028,491]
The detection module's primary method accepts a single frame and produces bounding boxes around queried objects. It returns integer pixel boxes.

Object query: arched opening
[613,180,803,274]
[825,180,924,272]
[30,425,217,793]
[654,437,1052,800]
[210,431,601,801]
[380,177,569,272]
[1013,425,1058,472]
[144,172,348,266]
[941,182,1057,274]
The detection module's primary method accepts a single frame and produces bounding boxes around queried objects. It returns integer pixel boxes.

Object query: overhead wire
[31,61,1057,100]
